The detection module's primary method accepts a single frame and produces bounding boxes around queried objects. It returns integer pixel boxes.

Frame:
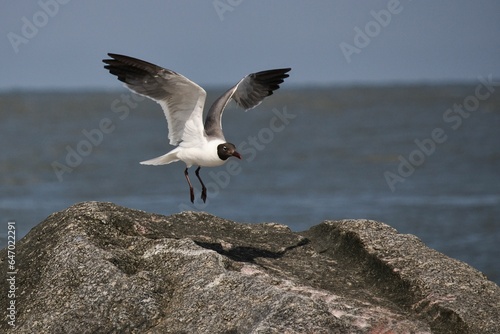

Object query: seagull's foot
[201,187,207,203]
[195,167,207,203]
[189,188,195,203]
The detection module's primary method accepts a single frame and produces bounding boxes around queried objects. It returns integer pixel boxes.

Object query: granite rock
[1,202,499,333]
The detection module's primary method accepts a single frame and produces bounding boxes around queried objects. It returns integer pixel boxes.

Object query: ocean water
[1,85,499,283]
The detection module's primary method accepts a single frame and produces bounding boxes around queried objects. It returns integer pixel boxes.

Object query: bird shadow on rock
[193,238,310,263]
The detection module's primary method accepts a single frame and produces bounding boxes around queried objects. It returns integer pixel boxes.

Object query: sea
[1,84,499,284]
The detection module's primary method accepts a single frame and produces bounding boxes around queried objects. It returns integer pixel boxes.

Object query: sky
[1,1,499,90]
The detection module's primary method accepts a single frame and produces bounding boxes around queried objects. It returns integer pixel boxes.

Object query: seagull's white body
[142,138,226,168]
[103,53,290,202]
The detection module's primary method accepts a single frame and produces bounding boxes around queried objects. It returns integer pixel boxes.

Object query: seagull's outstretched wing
[103,53,207,146]
[204,68,291,139]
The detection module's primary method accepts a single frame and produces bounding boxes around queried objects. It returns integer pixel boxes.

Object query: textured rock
[1,202,499,333]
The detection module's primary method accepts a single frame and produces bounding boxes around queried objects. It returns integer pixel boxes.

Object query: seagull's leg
[195,167,207,203]
[184,168,195,203]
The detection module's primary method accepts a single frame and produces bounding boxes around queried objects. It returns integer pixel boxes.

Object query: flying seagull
[103,53,291,203]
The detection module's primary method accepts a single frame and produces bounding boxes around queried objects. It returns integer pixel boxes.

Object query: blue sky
[1,0,499,90]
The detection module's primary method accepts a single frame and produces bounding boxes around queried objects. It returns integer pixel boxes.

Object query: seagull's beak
[232,151,242,159]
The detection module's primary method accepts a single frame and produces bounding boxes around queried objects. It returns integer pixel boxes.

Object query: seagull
[103,53,291,203]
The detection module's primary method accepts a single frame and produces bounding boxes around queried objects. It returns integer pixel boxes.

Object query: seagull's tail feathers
[140,151,179,166]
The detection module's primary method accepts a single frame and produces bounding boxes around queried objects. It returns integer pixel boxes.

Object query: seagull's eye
[223,146,227,151]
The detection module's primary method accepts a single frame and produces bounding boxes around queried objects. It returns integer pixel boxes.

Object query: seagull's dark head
[217,143,241,161]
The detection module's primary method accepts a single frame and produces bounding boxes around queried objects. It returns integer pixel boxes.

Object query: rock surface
[1,201,499,333]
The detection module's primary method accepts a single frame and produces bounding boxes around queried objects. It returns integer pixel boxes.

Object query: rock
[1,202,499,333]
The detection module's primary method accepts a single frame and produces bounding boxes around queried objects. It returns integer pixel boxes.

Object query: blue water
[1,85,499,283]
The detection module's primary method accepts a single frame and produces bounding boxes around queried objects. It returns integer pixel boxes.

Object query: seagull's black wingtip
[102,53,119,67]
